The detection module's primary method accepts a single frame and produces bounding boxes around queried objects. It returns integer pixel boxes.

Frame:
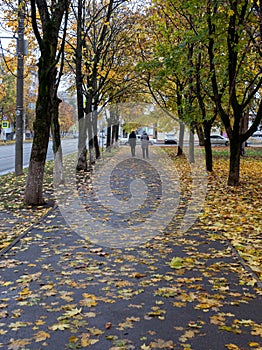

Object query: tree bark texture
[228,138,241,186]
[203,121,213,172]
[177,122,185,156]
[76,0,88,171]
[24,0,68,205]
[25,62,57,205]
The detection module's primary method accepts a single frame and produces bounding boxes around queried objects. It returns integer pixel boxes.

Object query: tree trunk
[189,124,195,163]
[92,109,100,159]
[112,124,118,144]
[94,134,100,159]
[24,0,68,205]
[87,113,95,165]
[106,125,111,148]
[76,115,88,171]
[203,121,213,172]
[228,138,241,186]
[76,0,88,171]
[177,121,185,156]
[24,62,56,205]
[196,123,205,146]
[51,96,63,185]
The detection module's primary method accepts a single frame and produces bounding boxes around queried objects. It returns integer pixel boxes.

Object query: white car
[136,135,156,145]
[164,133,177,144]
[246,132,262,146]
[210,134,229,146]
[119,137,129,145]
[120,136,156,145]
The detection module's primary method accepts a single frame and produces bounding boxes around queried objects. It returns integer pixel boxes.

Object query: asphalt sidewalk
[0,147,261,350]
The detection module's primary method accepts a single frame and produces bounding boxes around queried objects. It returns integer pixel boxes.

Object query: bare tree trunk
[24,63,56,205]
[24,0,68,205]
[189,123,195,164]
[76,116,88,171]
[177,122,185,156]
[240,111,249,156]
[203,121,213,172]
[106,125,111,148]
[51,96,64,185]
[228,137,241,186]
[76,0,88,171]
[92,109,100,159]
[87,112,95,165]
[196,123,205,146]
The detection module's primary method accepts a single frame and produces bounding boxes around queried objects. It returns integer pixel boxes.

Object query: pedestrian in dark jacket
[128,131,137,156]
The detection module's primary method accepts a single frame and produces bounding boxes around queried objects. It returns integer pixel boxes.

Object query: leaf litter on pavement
[0,146,261,349]
[0,163,53,251]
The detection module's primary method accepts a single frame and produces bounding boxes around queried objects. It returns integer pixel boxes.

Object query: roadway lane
[0,138,78,175]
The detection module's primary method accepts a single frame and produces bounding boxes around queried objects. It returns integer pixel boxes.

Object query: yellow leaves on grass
[0,164,53,252]
[166,147,262,281]
[197,155,262,281]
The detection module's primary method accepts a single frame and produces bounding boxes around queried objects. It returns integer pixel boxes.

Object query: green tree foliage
[139,0,262,184]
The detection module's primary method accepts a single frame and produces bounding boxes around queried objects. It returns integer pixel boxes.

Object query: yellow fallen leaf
[34,331,50,342]
[81,333,99,346]
[7,338,31,349]
[62,307,82,318]
[81,294,97,307]
[49,323,71,331]
[69,336,78,343]
[141,344,151,350]
[19,287,30,296]
[225,344,240,350]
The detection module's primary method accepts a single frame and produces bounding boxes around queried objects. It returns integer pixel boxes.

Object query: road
[0,138,78,175]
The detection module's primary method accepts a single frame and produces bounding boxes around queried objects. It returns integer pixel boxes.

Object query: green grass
[211,146,261,159]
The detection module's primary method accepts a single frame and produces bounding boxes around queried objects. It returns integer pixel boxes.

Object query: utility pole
[15,0,24,175]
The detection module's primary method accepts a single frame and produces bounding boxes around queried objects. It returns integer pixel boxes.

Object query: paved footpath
[0,147,261,350]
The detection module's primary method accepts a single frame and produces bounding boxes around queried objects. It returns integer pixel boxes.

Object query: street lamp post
[15,0,25,176]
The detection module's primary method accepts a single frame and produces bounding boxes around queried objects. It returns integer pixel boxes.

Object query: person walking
[128,131,137,156]
[141,131,149,159]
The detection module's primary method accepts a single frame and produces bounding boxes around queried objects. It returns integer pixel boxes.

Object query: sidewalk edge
[0,205,58,258]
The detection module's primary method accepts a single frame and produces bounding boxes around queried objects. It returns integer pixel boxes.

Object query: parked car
[119,137,129,145]
[210,134,229,146]
[246,132,262,146]
[119,135,156,145]
[164,133,177,144]
[136,135,156,145]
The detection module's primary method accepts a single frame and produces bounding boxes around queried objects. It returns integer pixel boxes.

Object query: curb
[0,204,57,258]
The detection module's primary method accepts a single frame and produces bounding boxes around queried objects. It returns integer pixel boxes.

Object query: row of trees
[0,0,261,205]
[0,55,35,135]
[137,0,262,184]
[0,54,76,134]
